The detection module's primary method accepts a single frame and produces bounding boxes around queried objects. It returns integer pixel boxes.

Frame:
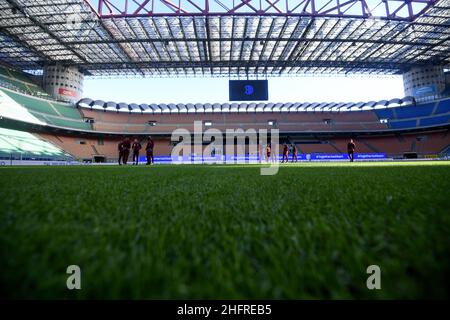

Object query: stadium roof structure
[77,96,416,113]
[0,0,449,77]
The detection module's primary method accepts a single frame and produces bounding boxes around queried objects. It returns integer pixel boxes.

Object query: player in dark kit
[291,144,298,162]
[347,139,356,162]
[266,144,271,163]
[146,136,155,165]
[282,144,289,163]
[121,137,131,165]
[118,140,124,165]
[131,139,142,165]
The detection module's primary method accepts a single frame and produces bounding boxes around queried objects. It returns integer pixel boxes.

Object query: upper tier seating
[389,120,418,129]
[420,115,450,127]
[394,103,435,119]
[77,97,450,134]
[372,98,450,130]
[434,99,450,115]
[42,114,95,130]
[2,89,59,115]
[0,67,92,131]
[0,66,49,97]
[0,88,92,131]
[373,108,395,119]
[79,108,390,134]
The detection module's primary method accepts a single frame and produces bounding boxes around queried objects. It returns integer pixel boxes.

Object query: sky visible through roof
[83,75,404,105]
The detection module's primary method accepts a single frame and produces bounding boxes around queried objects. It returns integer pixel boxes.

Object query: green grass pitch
[0,161,449,299]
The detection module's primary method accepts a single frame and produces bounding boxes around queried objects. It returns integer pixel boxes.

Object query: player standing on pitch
[132,139,142,165]
[282,144,289,163]
[266,143,271,163]
[146,136,155,165]
[347,139,356,162]
[121,137,131,165]
[118,139,124,165]
[291,144,298,162]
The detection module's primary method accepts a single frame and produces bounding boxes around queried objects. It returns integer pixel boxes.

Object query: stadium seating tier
[0,127,71,161]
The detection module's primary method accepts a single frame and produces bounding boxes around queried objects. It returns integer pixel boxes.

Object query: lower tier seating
[33,129,450,161]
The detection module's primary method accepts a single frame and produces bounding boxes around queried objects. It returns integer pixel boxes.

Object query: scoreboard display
[229,80,269,101]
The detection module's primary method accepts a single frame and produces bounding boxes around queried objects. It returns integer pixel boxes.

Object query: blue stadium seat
[434,99,450,115]
[374,108,394,119]
[395,103,435,119]
[389,120,417,129]
[420,114,450,127]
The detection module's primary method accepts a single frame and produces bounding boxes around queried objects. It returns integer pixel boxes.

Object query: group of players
[118,136,155,165]
[118,137,356,165]
[261,143,299,163]
[281,144,298,163]
[278,139,356,162]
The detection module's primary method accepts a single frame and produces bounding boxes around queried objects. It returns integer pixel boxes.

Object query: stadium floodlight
[267,120,276,126]
[380,119,388,123]
[204,121,212,127]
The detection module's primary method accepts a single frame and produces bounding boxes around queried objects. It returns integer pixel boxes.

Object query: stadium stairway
[411,140,417,152]
[360,139,380,153]
[440,145,450,157]
[91,145,100,156]
[328,141,343,153]
[37,133,96,160]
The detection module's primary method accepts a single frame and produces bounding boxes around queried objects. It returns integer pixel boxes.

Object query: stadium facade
[0,0,449,163]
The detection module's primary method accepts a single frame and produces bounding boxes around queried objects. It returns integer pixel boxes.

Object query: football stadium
[0,0,450,302]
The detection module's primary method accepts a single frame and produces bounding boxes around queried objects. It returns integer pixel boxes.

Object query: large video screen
[229,80,269,101]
